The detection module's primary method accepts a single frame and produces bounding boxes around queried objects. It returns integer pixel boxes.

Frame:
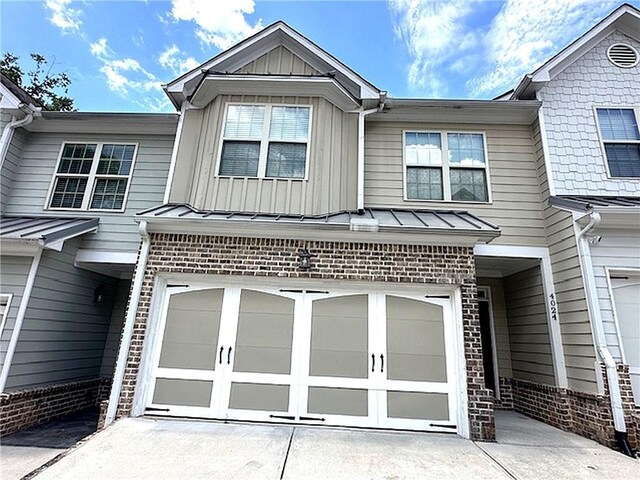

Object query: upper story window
[47,142,137,211]
[218,104,311,179]
[596,108,640,178]
[404,131,489,202]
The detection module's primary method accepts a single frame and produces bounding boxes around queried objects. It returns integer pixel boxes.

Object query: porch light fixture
[298,249,311,270]
[94,284,107,304]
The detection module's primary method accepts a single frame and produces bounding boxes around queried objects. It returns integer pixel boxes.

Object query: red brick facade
[115,233,496,441]
[0,377,111,437]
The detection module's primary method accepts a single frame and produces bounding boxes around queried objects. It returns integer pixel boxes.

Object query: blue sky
[1,0,637,112]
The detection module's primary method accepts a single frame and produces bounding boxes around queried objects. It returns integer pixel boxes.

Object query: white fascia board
[474,244,550,259]
[75,249,138,265]
[0,239,40,256]
[190,76,360,111]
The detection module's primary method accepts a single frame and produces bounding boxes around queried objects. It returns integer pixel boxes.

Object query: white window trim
[45,141,139,212]
[0,293,14,341]
[593,105,640,181]
[402,130,493,204]
[215,103,312,181]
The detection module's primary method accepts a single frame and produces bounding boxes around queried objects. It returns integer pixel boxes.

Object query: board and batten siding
[234,45,321,75]
[4,131,174,253]
[0,255,31,368]
[504,265,556,386]
[169,94,358,215]
[363,122,546,246]
[1,128,27,214]
[477,277,513,378]
[99,278,131,377]
[532,119,598,392]
[5,238,118,390]
[590,227,640,362]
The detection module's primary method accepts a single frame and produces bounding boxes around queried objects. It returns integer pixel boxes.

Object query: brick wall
[115,233,496,441]
[0,377,111,436]
[494,377,514,409]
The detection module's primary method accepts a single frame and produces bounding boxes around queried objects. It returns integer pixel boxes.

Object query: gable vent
[607,44,639,68]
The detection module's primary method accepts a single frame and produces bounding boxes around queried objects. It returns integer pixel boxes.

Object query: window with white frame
[596,108,640,178]
[218,104,311,179]
[0,294,12,335]
[405,131,489,202]
[48,143,136,211]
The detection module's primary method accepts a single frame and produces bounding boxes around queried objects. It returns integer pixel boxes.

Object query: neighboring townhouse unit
[508,3,640,454]
[0,73,178,434]
[100,20,595,449]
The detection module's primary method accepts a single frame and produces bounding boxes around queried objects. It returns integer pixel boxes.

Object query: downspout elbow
[0,107,37,169]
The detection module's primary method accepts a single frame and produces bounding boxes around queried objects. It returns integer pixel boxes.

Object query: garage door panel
[234,346,292,374]
[152,378,213,408]
[158,344,218,371]
[387,353,447,383]
[229,382,289,412]
[387,391,449,421]
[307,387,368,417]
[309,350,368,378]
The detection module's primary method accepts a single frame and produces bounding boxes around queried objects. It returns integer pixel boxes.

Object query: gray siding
[99,278,131,377]
[540,30,640,195]
[363,122,546,246]
[504,266,556,386]
[533,119,598,392]
[0,255,31,368]
[590,227,640,361]
[477,277,512,378]
[169,95,358,215]
[1,128,27,214]
[235,45,321,75]
[1,111,13,130]
[4,132,174,253]
[5,238,117,389]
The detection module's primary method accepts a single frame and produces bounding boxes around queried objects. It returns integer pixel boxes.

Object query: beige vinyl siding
[364,122,546,246]
[590,227,640,362]
[1,128,27,214]
[477,277,512,377]
[169,95,358,215]
[234,45,321,75]
[5,238,117,390]
[0,255,31,368]
[504,266,556,385]
[4,132,174,253]
[100,278,131,377]
[532,119,597,392]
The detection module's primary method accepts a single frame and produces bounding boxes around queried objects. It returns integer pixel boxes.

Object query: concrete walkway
[4,410,637,480]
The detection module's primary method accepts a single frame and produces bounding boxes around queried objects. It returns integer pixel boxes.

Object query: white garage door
[612,274,640,406]
[145,286,458,432]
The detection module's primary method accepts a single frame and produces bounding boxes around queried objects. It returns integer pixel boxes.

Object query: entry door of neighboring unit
[612,274,640,406]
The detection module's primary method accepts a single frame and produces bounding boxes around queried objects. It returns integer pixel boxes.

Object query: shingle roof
[0,216,99,248]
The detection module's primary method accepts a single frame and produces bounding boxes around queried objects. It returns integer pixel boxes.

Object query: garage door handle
[219,346,224,364]
[227,347,232,365]
[371,354,375,372]
[380,354,384,373]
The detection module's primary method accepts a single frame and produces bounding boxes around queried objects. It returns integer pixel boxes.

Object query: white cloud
[388,0,481,97]
[44,0,83,33]
[158,45,200,76]
[467,0,619,97]
[90,38,108,57]
[169,0,263,49]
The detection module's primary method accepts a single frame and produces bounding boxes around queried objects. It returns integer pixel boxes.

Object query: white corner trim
[535,92,556,197]
[163,101,188,204]
[540,255,568,388]
[0,248,43,392]
[452,288,470,439]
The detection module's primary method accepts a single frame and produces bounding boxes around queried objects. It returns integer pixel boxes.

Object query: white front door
[145,285,458,432]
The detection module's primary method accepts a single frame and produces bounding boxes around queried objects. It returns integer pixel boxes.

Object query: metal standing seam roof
[136,204,500,234]
[550,196,640,212]
[0,216,99,247]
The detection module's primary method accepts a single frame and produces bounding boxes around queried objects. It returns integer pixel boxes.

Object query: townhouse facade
[0,4,637,455]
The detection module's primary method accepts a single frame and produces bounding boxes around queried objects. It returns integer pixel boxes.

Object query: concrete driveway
[7,410,638,480]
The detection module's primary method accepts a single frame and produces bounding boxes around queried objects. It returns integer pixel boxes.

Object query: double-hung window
[48,142,136,211]
[218,104,311,179]
[405,131,489,202]
[596,108,640,178]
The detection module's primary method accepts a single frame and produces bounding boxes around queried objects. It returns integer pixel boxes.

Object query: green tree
[0,52,76,111]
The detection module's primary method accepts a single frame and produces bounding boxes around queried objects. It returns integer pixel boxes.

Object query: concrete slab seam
[279,427,296,480]
[473,441,518,480]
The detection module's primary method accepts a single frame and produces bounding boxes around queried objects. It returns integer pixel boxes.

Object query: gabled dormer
[164,22,385,216]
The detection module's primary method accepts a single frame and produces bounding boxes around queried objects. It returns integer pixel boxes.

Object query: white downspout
[575,212,628,440]
[105,220,151,426]
[357,108,378,213]
[0,107,36,169]
[0,248,43,392]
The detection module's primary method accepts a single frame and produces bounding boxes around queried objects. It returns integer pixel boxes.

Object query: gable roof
[0,72,44,111]
[511,3,640,99]
[163,21,382,109]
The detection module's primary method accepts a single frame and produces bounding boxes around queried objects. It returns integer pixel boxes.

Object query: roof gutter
[0,104,40,171]
[105,220,150,427]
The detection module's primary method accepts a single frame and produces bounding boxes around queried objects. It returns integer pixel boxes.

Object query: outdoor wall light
[93,284,106,303]
[298,248,311,270]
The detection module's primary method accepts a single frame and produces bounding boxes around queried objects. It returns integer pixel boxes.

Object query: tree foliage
[0,52,76,111]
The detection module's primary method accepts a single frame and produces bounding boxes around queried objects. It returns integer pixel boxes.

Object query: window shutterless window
[404,131,489,202]
[47,142,137,211]
[218,104,311,179]
[596,108,640,178]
